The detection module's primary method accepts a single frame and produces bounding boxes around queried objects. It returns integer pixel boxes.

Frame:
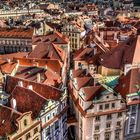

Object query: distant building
[0,28,33,54]
[62,21,84,51]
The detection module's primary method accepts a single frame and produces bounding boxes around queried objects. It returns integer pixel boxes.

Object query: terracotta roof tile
[100,35,140,69]
[6,76,62,101]
[0,52,28,60]
[76,77,95,90]
[0,61,17,74]
[28,42,65,62]
[0,105,21,137]
[82,86,102,101]
[11,86,47,119]
[0,28,33,39]
[114,68,140,98]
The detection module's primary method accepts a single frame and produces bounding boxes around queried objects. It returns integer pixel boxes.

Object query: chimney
[18,81,23,87]
[37,73,41,83]
[10,98,17,110]
[28,85,33,90]
[114,32,117,40]
[116,39,119,44]
[7,59,11,63]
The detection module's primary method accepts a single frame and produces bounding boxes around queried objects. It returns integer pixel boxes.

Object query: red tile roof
[32,31,69,45]
[0,61,17,74]
[0,28,33,39]
[15,66,47,83]
[6,76,62,101]
[72,69,89,78]
[100,35,140,69]
[11,86,47,119]
[28,42,65,62]
[14,58,62,87]
[74,47,95,61]
[76,77,95,90]
[0,105,21,137]
[0,52,28,60]
[82,86,102,101]
[114,68,140,98]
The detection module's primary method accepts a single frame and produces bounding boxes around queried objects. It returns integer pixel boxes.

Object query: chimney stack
[28,85,33,90]
[18,81,23,87]
[10,98,17,110]
[7,59,11,63]
[37,73,41,83]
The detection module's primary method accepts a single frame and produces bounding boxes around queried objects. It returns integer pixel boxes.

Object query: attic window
[24,119,27,126]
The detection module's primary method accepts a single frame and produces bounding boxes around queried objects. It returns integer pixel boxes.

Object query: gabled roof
[72,69,89,78]
[76,76,95,90]
[32,31,69,45]
[15,66,46,83]
[6,76,62,101]
[28,42,65,62]
[0,61,17,74]
[100,35,140,69]
[74,47,95,61]
[81,86,102,101]
[11,86,47,119]
[114,68,140,98]
[0,105,21,137]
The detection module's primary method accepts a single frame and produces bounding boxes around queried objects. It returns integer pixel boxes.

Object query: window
[46,127,50,136]
[117,112,122,118]
[115,130,120,140]
[52,112,55,116]
[107,114,112,120]
[94,134,100,140]
[95,116,100,121]
[95,125,100,131]
[99,105,103,110]
[105,104,109,109]
[26,133,31,140]
[131,105,137,114]
[129,117,135,134]
[106,122,111,129]
[24,119,27,126]
[55,121,59,130]
[34,127,38,134]
[78,62,81,67]
[112,103,115,108]
[116,121,121,127]
[47,116,50,120]
[105,132,111,140]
